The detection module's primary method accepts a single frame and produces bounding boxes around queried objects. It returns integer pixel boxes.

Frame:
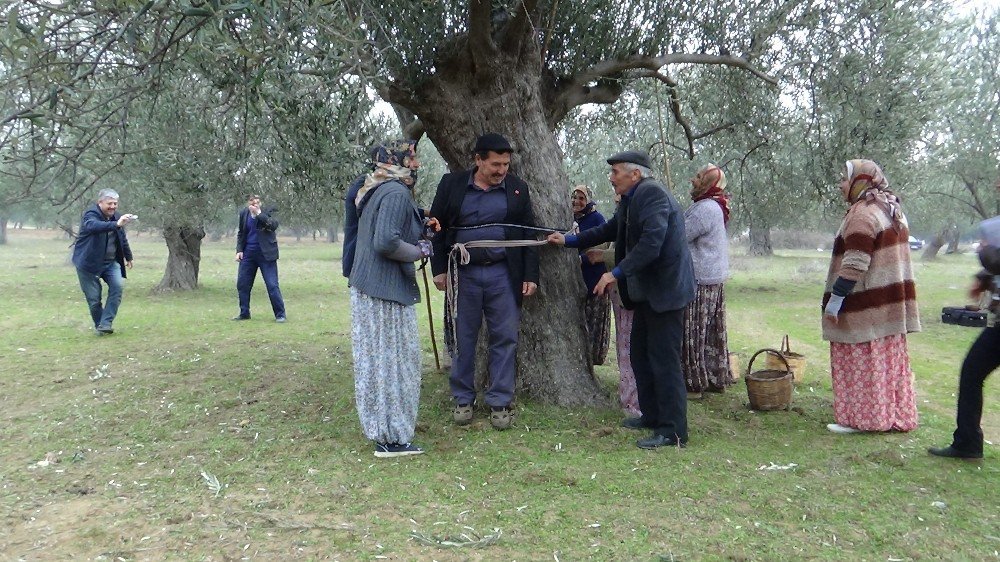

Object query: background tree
[916,11,1000,261]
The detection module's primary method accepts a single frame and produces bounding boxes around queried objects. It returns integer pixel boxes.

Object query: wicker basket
[745,348,793,411]
[764,335,807,384]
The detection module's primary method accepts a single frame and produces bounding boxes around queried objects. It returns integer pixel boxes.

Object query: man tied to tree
[233,194,287,323]
[71,188,137,335]
[429,133,540,430]
[548,151,696,449]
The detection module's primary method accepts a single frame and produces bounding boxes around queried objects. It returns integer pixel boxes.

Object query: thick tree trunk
[0,217,7,245]
[747,225,773,256]
[154,225,205,293]
[922,234,945,261]
[408,47,608,407]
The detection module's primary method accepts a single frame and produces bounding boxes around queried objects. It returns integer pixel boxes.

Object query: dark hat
[606,150,652,170]
[474,133,513,154]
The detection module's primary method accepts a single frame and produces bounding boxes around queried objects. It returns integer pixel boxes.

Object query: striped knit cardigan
[821,200,921,344]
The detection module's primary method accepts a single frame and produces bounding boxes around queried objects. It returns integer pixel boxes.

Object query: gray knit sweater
[684,199,729,286]
[348,181,425,306]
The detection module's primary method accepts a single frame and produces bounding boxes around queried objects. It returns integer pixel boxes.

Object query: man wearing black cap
[429,133,540,430]
[548,150,695,448]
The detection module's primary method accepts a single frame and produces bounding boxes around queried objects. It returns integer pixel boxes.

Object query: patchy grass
[0,231,997,561]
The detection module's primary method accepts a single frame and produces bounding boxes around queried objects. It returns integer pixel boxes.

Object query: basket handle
[780,335,790,354]
[748,348,791,374]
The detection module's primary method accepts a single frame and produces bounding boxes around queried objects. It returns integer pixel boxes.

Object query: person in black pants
[234,194,286,322]
[928,243,1000,461]
[549,150,696,449]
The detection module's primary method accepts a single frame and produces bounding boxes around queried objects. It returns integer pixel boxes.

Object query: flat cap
[606,150,652,170]
[474,133,513,154]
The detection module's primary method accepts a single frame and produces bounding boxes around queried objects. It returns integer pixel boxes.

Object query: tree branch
[746,0,805,59]
[637,70,737,159]
[576,52,777,89]
[501,0,539,57]
[548,52,777,126]
[467,0,496,70]
[391,104,425,142]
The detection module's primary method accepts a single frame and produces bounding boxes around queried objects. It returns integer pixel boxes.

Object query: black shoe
[621,417,646,430]
[374,442,424,458]
[928,445,983,460]
[232,315,250,321]
[96,325,114,334]
[636,434,686,449]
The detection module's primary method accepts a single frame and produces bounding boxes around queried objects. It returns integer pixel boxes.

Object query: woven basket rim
[746,369,793,382]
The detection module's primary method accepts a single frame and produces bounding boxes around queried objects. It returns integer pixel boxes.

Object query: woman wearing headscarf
[822,159,920,434]
[571,185,611,365]
[349,139,430,457]
[584,192,640,416]
[681,164,734,395]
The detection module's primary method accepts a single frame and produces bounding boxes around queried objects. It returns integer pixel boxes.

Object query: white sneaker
[827,423,861,434]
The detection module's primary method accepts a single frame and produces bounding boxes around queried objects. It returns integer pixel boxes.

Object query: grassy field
[0,229,997,561]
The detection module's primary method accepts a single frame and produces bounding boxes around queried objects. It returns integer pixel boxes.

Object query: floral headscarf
[690,164,730,225]
[355,139,418,208]
[845,159,903,224]
[571,185,597,220]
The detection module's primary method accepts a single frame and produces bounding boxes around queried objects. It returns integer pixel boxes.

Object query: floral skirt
[681,284,734,393]
[350,287,422,444]
[610,288,640,416]
[829,333,918,432]
[585,294,611,366]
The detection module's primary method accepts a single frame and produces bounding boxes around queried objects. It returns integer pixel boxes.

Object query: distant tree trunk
[747,225,773,256]
[154,225,206,292]
[0,217,7,245]
[945,225,960,254]
[393,41,607,407]
[922,235,943,260]
[328,217,340,242]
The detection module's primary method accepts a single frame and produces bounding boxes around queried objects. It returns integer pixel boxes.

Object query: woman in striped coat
[821,159,921,434]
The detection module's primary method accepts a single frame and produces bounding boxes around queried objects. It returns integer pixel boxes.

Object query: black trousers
[952,324,999,455]
[631,303,688,442]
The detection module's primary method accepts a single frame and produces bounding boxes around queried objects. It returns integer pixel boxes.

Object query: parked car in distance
[908,236,924,250]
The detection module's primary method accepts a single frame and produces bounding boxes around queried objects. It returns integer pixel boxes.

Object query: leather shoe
[621,417,646,430]
[96,325,114,334]
[636,434,686,449]
[927,445,983,460]
[232,315,250,321]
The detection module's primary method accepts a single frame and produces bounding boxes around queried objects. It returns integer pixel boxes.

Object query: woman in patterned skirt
[681,164,734,395]
[348,139,430,457]
[822,159,920,434]
[571,185,611,365]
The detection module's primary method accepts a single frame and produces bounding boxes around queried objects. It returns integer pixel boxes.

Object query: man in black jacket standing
[429,133,540,430]
[549,150,695,449]
[234,194,286,322]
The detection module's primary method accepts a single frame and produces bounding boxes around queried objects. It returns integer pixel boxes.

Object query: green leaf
[182,7,214,17]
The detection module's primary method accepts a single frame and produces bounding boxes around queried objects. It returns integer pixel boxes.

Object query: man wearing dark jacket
[429,133,540,430]
[72,188,137,335]
[234,194,286,322]
[549,150,696,449]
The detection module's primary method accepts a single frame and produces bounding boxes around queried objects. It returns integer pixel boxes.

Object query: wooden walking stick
[421,264,441,371]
